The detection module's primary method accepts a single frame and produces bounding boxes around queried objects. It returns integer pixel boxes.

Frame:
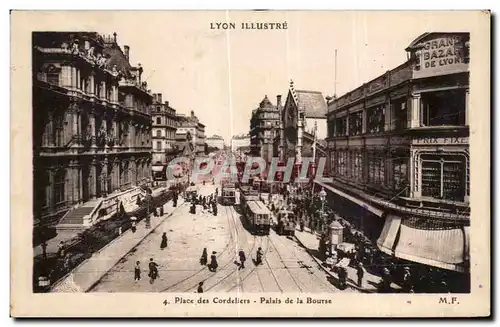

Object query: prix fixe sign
[413,136,468,145]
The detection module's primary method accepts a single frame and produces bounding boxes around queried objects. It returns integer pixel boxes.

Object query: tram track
[160,201,237,292]
[203,205,259,292]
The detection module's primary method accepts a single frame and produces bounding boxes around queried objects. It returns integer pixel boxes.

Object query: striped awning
[376,214,402,254]
[377,215,469,273]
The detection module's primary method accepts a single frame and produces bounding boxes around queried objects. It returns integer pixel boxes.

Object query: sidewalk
[51,197,184,293]
[294,228,401,293]
[34,186,170,258]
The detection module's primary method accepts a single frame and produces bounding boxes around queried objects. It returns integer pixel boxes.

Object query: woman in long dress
[200,248,208,266]
[209,251,218,272]
[160,232,168,250]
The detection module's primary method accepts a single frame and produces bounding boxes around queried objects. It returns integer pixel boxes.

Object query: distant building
[206,134,225,150]
[231,133,251,153]
[176,110,206,155]
[274,81,328,176]
[249,95,281,163]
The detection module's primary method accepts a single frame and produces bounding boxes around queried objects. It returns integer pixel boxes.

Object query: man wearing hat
[356,262,366,288]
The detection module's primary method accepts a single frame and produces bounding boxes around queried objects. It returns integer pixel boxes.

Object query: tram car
[245,200,272,235]
[240,193,261,215]
[221,182,237,206]
[185,185,199,202]
[276,209,297,236]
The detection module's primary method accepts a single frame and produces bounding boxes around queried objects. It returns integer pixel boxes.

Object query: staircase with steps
[56,200,100,232]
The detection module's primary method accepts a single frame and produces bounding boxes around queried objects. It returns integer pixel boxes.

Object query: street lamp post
[319,187,327,233]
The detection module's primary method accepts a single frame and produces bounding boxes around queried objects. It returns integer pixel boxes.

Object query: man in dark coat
[238,250,246,269]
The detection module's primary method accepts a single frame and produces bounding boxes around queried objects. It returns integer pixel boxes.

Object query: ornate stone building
[325,32,470,277]
[33,32,153,227]
[249,95,281,163]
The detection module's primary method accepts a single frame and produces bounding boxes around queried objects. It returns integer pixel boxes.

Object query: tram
[245,200,272,235]
[240,192,261,215]
[221,182,237,206]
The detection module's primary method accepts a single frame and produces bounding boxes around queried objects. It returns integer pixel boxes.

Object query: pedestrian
[356,262,366,288]
[402,266,412,293]
[338,267,347,289]
[118,226,122,236]
[209,251,218,272]
[197,281,204,293]
[381,267,392,293]
[57,241,65,258]
[238,249,246,269]
[300,220,305,232]
[134,261,141,281]
[131,220,137,233]
[200,248,208,266]
[160,232,168,250]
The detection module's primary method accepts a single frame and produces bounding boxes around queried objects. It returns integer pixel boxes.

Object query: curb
[293,233,376,293]
[85,199,186,292]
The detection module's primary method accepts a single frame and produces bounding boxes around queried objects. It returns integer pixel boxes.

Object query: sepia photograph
[10,10,490,317]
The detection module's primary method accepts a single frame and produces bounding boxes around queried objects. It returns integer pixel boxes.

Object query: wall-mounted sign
[408,33,469,79]
[412,136,468,145]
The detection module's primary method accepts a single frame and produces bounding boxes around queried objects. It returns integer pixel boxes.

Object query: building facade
[33,32,153,226]
[206,135,225,150]
[176,111,206,155]
[249,95,281,163]
[151,93,178,164]
[325,32,470,275]
[275,81,328,175]
[231,133,251,153]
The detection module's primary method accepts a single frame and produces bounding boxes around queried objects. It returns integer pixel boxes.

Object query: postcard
[10,10,490,317]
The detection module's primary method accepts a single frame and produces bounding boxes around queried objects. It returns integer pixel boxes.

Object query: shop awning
[315,181,384,217]
[377,214,402,255]
[152,166,164,172]
[394,224,468,272]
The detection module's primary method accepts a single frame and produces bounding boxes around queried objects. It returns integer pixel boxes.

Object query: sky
[71,11,475,143]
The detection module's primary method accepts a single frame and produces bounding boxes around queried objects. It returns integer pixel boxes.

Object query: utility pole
[334,49,338,97]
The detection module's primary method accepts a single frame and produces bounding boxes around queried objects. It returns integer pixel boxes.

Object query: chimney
[277,95,282,107]
[157,93,162,104]
[124,45,130,61]
[191,110,195,118]
[165,101,169,107]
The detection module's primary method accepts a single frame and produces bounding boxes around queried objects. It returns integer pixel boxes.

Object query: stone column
[131,158,137,185]
[61,66,71,88]
[114,161,120,191]
[102,162,108,196]
[71,66,77,89]
[46,169,53,211]
[90,160,96,199]
[72,165,79,204]
[78,166,83,203]
[64,165,72,205]
[465,88,470,126]
[410,94,421,128]
[89,74,95,95]
[89,110,96,147]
